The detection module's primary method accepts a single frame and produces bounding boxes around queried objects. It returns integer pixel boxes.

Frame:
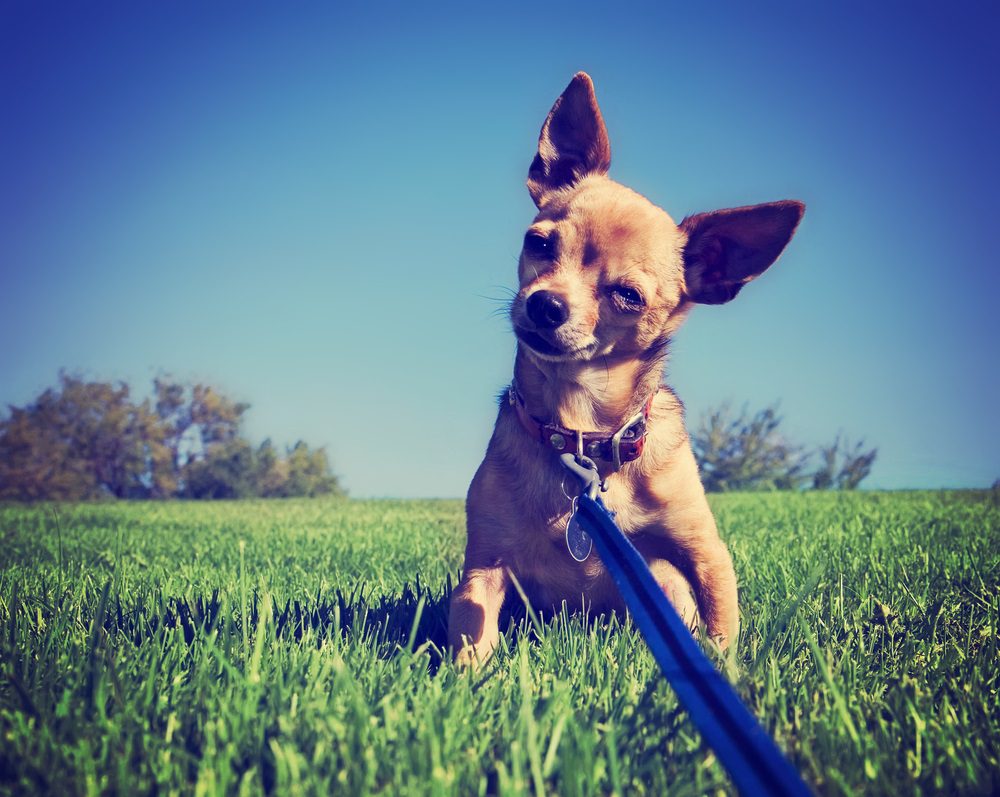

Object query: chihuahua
[449,73,804,666]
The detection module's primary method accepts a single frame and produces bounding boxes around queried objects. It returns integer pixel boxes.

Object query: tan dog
[449,73,803,666]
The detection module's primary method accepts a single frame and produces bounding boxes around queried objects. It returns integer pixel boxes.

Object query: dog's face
[511,73,803,364]
[512,176,687,362]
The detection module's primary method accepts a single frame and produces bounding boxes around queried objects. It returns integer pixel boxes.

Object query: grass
[0,491,998,796]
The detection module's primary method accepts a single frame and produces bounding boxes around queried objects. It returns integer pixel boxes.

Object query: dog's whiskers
[477,288,516,323]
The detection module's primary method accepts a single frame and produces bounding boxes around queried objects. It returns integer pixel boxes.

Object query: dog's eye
[523,231,554,259]
[609,285,644,312]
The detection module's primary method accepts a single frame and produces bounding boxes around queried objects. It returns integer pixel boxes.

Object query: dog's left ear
[681,201,805,305]
[527,72,612,207]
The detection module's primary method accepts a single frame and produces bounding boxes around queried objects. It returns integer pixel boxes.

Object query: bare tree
[692,403,877,492]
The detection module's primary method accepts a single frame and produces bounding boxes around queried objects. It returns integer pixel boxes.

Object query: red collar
[508,382,656,470]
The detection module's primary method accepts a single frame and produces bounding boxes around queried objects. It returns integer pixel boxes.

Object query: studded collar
[508,381,656,470]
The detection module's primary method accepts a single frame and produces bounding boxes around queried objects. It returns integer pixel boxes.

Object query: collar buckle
[610,409,647,471]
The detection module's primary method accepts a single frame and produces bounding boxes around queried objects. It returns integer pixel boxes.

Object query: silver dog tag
[565,497,593,562]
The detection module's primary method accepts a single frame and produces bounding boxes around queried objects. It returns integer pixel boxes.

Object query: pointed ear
[526,72,612,207]
[680,201,805,305]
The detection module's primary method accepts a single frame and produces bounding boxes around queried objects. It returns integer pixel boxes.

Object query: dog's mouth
[514,326,597,361]
[514,327,564,356]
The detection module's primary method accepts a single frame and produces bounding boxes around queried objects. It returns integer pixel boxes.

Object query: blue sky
[1,2,997,497]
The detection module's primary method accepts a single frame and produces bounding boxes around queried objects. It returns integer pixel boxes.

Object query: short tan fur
[449,73,804,666]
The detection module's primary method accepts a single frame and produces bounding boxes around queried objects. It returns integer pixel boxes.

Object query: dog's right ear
[680,201,805,305]
[527,72,612,207]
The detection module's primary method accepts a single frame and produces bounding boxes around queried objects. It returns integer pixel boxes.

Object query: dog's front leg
[449,565,509,667]
[663,510,739,648]
[645,557,700,630]
[639,520,738,648]
[641,454,741,649]
[684,534,739,648]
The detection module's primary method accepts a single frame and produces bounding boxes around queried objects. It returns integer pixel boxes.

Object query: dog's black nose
[526,290,568,329]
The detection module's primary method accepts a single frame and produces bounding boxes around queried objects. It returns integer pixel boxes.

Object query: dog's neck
[513,345,667,432]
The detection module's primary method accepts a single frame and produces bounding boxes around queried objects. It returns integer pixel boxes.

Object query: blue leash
[560,454,811,797]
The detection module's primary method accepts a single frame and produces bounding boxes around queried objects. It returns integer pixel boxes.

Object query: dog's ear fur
[527,72,611,207]
[680,201,805,305]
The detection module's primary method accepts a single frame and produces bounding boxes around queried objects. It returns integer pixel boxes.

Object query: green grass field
[1,491,998,796]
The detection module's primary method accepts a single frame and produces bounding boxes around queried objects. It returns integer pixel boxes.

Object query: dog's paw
[453,643,492,671]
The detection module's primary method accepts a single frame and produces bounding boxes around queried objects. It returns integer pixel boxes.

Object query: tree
[246,439,343,498]
[154,377,255,498]
[0,373,167,500]
[692,403,810,492]
[812,436,878,490]
[0,373,345,501]
[692,402,877,492]
[154,378,248,467]
[0,403,93,500]
[182,438,257,499]
[254,439,288,497]
[284,440,343,497]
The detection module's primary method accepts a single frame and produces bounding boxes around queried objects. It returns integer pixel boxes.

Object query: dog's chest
[505,487,645,591]
[507,524,607,598]
[494,439,659,593]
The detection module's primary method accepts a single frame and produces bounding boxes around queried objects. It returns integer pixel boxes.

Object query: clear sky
[1,2,998,497]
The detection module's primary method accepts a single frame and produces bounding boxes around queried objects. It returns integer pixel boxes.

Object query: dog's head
[511,73,804,363]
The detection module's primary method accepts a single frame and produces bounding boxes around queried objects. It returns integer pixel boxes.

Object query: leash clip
[559,452,601,501]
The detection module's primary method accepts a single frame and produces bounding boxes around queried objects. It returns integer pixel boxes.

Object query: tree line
[0,373,874,500]
[0,373,344,501]
[691,403,877,492]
